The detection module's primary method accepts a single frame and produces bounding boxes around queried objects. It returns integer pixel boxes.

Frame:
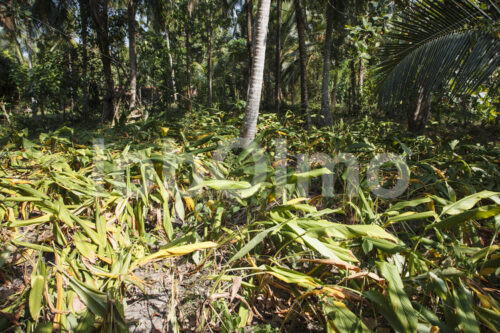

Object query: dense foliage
[0,0,499,332]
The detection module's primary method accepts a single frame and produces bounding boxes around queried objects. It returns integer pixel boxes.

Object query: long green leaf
[377,262,418,333]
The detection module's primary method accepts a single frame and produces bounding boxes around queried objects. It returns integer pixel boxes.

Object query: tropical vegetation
[0,0,499,332]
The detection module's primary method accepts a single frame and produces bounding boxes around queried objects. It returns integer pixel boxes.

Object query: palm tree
[246,0,254,62]
[241,0,272,147]
[377,0,500,132]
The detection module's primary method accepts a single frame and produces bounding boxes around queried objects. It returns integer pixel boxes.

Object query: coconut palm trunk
[294,0,311,128]
[320,1,335,126]
[246,0,254,62]
[241,0,272,147]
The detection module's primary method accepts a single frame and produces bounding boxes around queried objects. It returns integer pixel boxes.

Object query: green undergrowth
[0,110,499,332]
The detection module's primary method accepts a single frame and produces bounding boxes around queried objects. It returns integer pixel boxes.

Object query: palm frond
[377,0,500,109]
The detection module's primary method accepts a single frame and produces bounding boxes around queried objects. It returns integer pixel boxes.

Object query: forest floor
[0,110,499,332]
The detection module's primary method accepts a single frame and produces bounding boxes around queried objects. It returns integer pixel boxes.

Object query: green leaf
[286,222,343,260]
[190,179,251,191]
[377,262,418,333]
[264,265,320,288]
[29,275,45,322]
[12,240,54,252]
[323,301,372,333]
[364,291,406,333]
[442,191,500,215]
[66,275,108,318]
[290,168,332,183]
[385,197,433,214]
[94,199,107,247]
[453,281,480,333]
[412,302,453,333]
[293,220,399,242]
[386,211,436,226]
[433,205,500,229]
[228,224,282,264]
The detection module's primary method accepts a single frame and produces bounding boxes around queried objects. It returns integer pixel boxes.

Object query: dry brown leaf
[301,258,360,272]
[340,271,385,285]
[230,277,242,302]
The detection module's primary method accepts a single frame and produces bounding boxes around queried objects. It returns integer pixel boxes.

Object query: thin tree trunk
[165,29,178,103]
[241,0,272,147]
[66,41,74,114]
[294,0,311,128]
[275,0,281,116]
[330,71,338,111]
[1,101,10,126]
[25,19,37,118]
[79,0,89,116]
[359,57,365,98]
[207,5,213,107]
[408,89,431,133]
[91,0,115,122]
[350,59,358,114]
[128,0,137,110]
[185,24,192,111]
[320,1,335,126]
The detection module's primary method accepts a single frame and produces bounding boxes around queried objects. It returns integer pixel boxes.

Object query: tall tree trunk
[66,43,74,114]
[241,0,272,147]
[91,0,115,122]
[127,0,137,110]
[207,5,213,107]
[165,28,178,103]
[25,18,37,118]
[294,0,311,128]
[245,0,254,99]
[320,1,335,126]
[330,71,338,111]
[185,24,192,111]
[246,0,254,62]
[78,0,89,117]
[359,57,365,97]
[274,0,281,116]
[349,59,358,114]
[332,0,346,115]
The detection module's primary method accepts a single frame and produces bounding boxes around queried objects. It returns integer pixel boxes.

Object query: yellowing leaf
[160,127,169,136]
[132,242,217,269]
[287,197,308,205]
[183,196,195,212]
